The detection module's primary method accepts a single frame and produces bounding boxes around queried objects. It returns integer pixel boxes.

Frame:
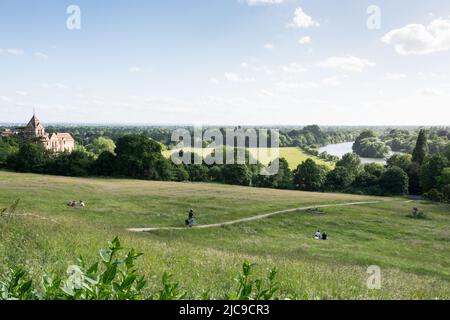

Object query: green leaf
[99,249,112,263]
[102,264,118,284]
[87,262,99,274]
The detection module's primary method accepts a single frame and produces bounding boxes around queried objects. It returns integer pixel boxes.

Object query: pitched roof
[55,133,74,140]
[49,132,74,141]
[27,115,43,129]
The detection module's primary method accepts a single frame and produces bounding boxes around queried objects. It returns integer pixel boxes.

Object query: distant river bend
[318,141,401,164]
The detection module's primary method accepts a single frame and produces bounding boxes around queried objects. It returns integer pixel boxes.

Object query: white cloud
[277,77,342,91]
[34,52,48,60]
[382,18,450,55]
[298,36,312,45]
[128,67,141,73]
[42,83,68,89]
[385,73,406,80]
[281,63,306,73]
[245,0,284,5]
[420,88,443,96]
[224,73,241,82]
[7,48,25,55]
[224,72,255,82]
[54,83,68,89]
[0,96,12,102]
[287,8,319,29]
[240,62,249,68]
[210,77,220,85]
[15,90,28,96]
[321,76,342,87]
[277,81,319,90]
[264,43,274,50]
[317,55,376,72]
[0,48,25,56]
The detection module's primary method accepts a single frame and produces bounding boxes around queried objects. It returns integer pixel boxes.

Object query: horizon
[2,119,450,128]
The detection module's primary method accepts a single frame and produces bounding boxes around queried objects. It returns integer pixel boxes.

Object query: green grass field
[1,171,449,299]
[163,147,333,169]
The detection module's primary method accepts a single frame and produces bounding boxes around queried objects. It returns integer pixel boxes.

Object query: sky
[1,0,450,125]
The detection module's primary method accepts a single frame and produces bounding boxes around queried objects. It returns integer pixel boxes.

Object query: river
[318,141,397,164]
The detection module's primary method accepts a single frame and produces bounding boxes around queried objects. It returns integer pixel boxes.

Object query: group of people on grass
[314,229,328,240]
[184,208,329,241]
[67,200,85,208]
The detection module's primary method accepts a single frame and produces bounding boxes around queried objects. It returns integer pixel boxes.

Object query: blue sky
[1,0,450,125]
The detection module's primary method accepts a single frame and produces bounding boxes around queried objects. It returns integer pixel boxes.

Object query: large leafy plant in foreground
[0,237,279,300]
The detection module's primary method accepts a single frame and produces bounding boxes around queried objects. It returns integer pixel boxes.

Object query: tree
[444,144,450,161]
[171,164,190,182]
[6,143,49,173]
[0,137,19,167]
[353,130,376,153]
[336,153,362,174]
[255,158,293,189]
[439,168,450,187]
[353,137,390,158]
[420,154,448,193]
[222,164,252,186]
[442,184,450,203]
[363,163,386,178]
[412,129,428,165]
[352,172,381,195]
[408,162,422,195]
[325,167,354,192]
[93,151,116,176]
[293,159,327,191]
[351,163,386,195]
[208,165,223,182]
[379,166,409,195]
[186,164,210,182]
[387,154,412,173]
[270,158,293,189]
[87,137,116,157]
[50,150,94,177]
[114,134,171,180]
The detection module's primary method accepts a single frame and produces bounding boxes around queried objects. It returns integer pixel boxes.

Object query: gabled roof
[27,115,43,129]
[49,132,75,141]
[56,133,74,140]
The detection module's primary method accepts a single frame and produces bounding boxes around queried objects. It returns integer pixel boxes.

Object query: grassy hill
[0,171,449,299]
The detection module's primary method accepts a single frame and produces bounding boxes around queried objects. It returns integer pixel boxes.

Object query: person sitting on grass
[79,200,85,208]
[321,232,328,240]
[68,200,76,207]
[314,229,321,240]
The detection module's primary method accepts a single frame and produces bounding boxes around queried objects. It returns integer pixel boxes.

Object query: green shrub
[424,189,445,203]
[409,207,427,220]
[225,261,279,300]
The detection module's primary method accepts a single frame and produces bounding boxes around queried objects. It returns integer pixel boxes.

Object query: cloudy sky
[1,0,450,125]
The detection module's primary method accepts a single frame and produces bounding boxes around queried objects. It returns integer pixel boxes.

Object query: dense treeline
[381,127,450,154]
[1,127,449,202]
[352,130,390,158]
[8,124,355,149]
[280,125,356,148]
[290,130,449,200]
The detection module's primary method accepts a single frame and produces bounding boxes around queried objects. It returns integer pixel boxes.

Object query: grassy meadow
[0,171,449,299]
[163,146,333,169]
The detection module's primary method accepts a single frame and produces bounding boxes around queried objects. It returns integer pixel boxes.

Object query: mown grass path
[127,201,382,232]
